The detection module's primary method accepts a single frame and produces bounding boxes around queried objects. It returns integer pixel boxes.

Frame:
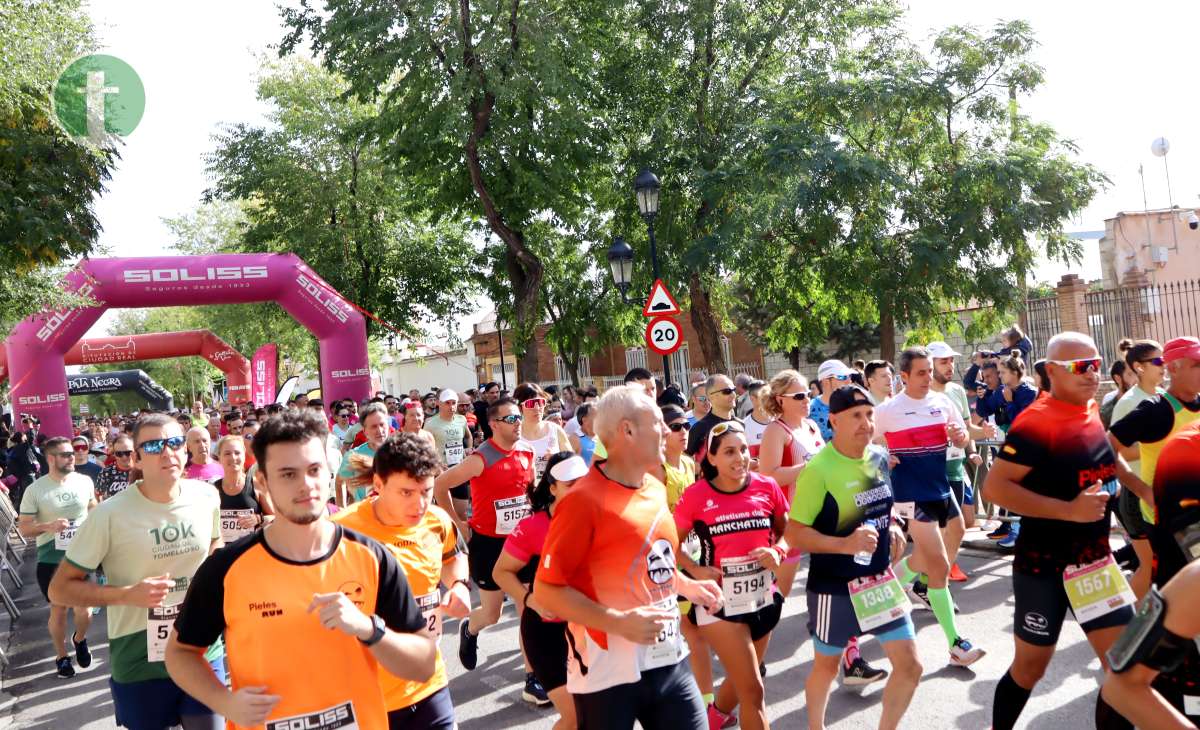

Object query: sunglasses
[694,395,709,403]
[667,421,691,433]
[780,391,809,401]
[138,436,187,454]
[522,398,547,409]
[337,413,350,418]
[51,451,75,459]
[706,420,746,450]
[1139,357,1165,367]
[73,444,89,451]
[1048,357,1103,375]
[493,414,522,425]
[712,387,736,396]
[113,450,133,458]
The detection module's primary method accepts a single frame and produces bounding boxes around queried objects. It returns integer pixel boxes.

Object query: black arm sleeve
[1109,398,1173,447]
[173,543,242,648]
[373,544,426,634]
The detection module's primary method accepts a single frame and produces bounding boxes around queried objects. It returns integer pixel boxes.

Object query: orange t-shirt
[537,463,686,694]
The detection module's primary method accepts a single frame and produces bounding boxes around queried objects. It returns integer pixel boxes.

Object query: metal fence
[1086,279,1200,366]
[1022,296,1060,363]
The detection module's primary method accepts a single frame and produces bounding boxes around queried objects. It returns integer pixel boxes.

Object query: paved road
[2,529,1114,729]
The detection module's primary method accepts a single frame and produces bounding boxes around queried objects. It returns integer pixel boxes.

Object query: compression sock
[991,671,1032,730]
[843,636,861,667]
[895,557,919,586]
[927,586,960,646]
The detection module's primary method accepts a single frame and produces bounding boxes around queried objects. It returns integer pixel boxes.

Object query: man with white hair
[983,332,1136,730]
[534,385,722,730]
[733,373,755,419]
[184,427,223,482]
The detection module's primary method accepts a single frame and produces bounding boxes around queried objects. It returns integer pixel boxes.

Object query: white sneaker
[949,637,985,667]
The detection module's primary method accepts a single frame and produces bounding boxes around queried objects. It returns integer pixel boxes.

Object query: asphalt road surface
[2,529,1115,729]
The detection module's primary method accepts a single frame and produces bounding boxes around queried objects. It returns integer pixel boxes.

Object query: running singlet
[173,525,425,730]
[662,455,697,512]
[995,396,1118,576]
[424,414,468,466]
[790,445,894,594]
[216,473,262,543]
[1109,392,1200,522]
[333,501,461,711]
[673,473,787,620]
[64,480,221,683]
[743,416,772,459]
[873,391,964,503]
[20,473,93,564]
[185,461,223,483]
[767,418,824,477]
[503,511,567,624]
[539,466,686,694]
[469,440,535,537]
[809,397,833,442]
[521,425,561,480]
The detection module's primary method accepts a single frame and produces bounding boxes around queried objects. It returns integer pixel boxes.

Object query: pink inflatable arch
[0,330,253,404]
[6,254,370,436]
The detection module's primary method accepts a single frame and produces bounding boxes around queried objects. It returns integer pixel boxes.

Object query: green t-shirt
[20,473,94,564]
[1110,384,1160,477]
[65,479,221,683]
[424,414,468,465]
[941,382,970,482]
[790,444,894,594]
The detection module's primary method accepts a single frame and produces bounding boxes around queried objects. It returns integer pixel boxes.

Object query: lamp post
[606,168,672,387]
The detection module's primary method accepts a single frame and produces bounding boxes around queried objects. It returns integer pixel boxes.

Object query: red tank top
[469,440,536,537]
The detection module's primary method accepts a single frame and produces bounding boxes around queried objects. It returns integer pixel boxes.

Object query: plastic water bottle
[853,551,873,566]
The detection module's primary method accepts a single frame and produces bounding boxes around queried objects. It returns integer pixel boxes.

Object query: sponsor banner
[252,344,278,408]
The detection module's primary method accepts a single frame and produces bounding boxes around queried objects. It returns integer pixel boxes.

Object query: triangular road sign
[642,279,681,317]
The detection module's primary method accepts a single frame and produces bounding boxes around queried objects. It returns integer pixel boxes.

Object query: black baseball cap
[828,385,873,414]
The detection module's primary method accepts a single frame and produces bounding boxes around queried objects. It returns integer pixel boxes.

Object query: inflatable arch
[6,254,370,436]
[68,369,174,411]
[0,330,253,403]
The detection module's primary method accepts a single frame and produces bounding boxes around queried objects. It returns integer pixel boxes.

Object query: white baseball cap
[817,359,855,381]
[926,341,961,359]
[438,389,459,403]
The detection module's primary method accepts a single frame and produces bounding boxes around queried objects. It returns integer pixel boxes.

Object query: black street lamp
[606,168,672,386]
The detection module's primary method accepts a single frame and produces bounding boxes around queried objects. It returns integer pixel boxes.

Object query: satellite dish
[1151,137,1170,157]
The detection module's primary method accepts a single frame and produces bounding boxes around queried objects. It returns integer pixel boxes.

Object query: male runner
[432,397,548,704]
[71,435,103,482]
[424,388,474,526]
[686,373,736,460]
[983,332,1136,730]
[95,433,135,500]
[50,414,225,730]
[166,410,436,730]
[18,436,95,678]
[534,385,723,730]
[811,360,855,441]
[874,346,984,666]
[338,403,392,504]
[332,432,470,729]
[786,385,921,730]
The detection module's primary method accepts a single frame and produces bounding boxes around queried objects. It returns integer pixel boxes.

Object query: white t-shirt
[743,414,772,458]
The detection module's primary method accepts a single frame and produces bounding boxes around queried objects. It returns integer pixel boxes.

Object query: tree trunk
[879,310,897,363]
[788,346,801,370]
[688,272,727,374]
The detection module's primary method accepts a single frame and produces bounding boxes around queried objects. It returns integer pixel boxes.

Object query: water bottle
[853,550,873,566]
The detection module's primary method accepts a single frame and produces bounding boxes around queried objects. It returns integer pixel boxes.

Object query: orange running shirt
[174,525,426,730]
[537,464,687,694]
[332,500,461,710]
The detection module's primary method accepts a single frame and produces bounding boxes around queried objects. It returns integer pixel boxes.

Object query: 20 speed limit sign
[645,316,683,356]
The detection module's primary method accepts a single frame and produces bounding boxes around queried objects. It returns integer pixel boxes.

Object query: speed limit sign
[645,316,683,356]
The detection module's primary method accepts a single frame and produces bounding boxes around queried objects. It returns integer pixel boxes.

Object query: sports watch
[360,614,386,647]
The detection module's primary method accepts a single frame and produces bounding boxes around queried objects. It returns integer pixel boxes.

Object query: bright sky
[84,0,1200,339]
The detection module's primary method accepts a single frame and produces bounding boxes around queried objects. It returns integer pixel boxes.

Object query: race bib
[265,701,359,730]
[1063,555,1136,624]
[55,520,78,551]
[946,444,966,461]
[146,603,180,663]
[1184,696,1200,717]
[494,495,531,535]
[534,453,550,480]
[640,596,684,671]
[848,568,911,632]
[720,555,772,617]
[220,509,255,543]
[444,443,464,466]
[416,590,442,640]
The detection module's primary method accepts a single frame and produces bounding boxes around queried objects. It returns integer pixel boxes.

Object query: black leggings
[573,659,706,730]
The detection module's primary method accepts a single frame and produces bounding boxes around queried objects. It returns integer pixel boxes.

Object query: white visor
[549,455,589,482]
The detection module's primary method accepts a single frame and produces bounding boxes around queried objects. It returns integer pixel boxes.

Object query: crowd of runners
[7,327,1200,730]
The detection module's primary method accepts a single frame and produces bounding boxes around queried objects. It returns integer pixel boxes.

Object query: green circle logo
[53,54,145,144]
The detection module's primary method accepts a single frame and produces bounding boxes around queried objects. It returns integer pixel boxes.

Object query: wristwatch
[360,614,386,647]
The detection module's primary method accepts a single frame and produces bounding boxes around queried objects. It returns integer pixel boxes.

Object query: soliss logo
[17,393,66,405]
[331,368,370,379]
[295,272,349,323]
[121,266,268,283]
[36,281,95,342]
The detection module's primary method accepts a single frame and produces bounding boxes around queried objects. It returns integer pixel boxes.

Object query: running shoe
[949,562,969,582]
[73,636,91,668]
[522,672,551,706]
[997,531,1018,549]
[457,620,478,671]
[706,703,737,729]
[986,523,1010,539]
[842,656,888,686]
[908,580,932,611]
[949,637,985,667]
[55,656,75,679]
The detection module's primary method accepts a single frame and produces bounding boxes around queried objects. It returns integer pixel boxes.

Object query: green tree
[205,58,479,340]
[280,0,630,381]
[0,0,113,326]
